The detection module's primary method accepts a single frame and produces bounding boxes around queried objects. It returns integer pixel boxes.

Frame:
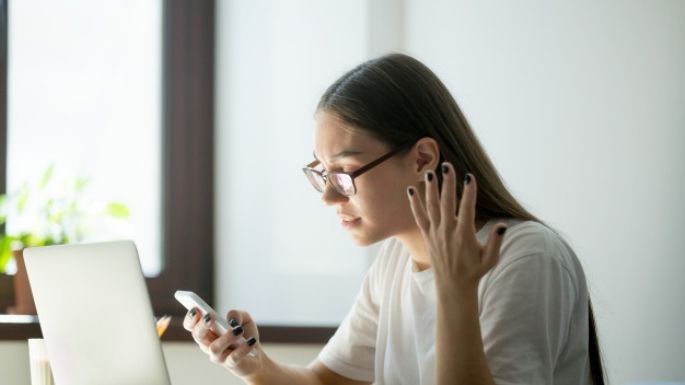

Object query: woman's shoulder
[496,219,566,253]
[494,219,585,280]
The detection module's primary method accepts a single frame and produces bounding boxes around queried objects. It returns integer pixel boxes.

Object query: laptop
[23,240,172,385]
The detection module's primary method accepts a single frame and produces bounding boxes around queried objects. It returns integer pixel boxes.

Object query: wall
[404,1,685,383]
[214,0,405,326]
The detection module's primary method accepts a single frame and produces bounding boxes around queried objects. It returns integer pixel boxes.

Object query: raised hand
[406,162,507,295]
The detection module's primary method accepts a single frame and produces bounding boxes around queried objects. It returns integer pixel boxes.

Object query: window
[7,0,162,275]
[0,0,215,318]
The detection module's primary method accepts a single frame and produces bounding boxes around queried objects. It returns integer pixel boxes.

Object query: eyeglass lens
[302,169,355,196]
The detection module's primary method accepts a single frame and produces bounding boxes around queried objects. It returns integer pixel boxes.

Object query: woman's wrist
[435,279,479,306]
[241,349,277,385]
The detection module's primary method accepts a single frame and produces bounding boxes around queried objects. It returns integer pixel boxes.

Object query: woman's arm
[435,288,496,385]
[244,359,369,385]
[407,163,506,385]
[184,309,369,385]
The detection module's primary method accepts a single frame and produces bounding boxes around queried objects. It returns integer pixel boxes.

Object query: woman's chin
[348,229,386,247]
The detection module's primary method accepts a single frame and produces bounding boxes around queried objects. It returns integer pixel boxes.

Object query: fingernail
[229,318,239,328]
[203,313,212,324]
[441,164,449,174]
[232,326,244,336]
[464,173,472,185]
[247,337,257,346]
[407,187,414,196]
[497,227,507,235]
[189,308,197,317]
[427,171,433,182]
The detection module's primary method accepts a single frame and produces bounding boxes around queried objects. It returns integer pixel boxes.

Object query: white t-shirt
[318,218,593,385]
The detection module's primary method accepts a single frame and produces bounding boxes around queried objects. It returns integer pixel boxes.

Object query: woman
[184,53,605,385]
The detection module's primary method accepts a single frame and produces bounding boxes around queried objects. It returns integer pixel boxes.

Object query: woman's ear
[410,137,440,181]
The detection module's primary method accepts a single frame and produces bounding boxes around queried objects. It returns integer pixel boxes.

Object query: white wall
[404,1,685,384]
[214,0,398,326]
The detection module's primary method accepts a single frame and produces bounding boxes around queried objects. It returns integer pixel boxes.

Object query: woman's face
[313,111,420,246]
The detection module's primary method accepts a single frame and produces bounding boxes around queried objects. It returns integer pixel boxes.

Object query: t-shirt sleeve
[479,253,578,385]
[316,243,388,382]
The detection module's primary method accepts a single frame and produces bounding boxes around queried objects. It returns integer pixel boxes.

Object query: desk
[0,314,42,340]
[0,314,337,342]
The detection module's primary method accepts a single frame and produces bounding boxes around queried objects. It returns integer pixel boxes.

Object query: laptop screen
[24,240,171,385]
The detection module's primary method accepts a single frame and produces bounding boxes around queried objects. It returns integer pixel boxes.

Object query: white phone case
[174,290,229,334]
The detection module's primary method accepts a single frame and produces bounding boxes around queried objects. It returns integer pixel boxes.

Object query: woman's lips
[340,217,362,229]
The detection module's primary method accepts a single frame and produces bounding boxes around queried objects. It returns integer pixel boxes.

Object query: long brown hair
[317,53,606,384]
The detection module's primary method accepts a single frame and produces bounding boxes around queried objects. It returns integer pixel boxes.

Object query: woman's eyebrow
[313,149,364,162]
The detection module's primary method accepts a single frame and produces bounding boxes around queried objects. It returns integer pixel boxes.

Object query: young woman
[183,53,605,385]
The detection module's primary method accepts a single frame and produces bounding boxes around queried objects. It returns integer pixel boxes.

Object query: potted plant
[0,164,130,314]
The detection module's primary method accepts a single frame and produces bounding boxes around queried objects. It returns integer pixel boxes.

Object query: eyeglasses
[302,145,410,197]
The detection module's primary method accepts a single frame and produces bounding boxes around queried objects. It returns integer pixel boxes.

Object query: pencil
[156,315,172,337]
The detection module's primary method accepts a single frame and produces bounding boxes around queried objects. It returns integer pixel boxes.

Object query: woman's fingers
[424,170,441,225]
[208,326,245,362]
[457,172,477,234]
[193,313,220,345]
[203,309,260,368]
[407,167,448,233]
[222,337,259,369]
[440,163,457,223]
[183,307,200,331]
[225,309,244,330]
[407,185,430,232]
[482,223,508,273]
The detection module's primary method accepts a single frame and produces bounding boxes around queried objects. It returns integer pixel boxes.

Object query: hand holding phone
[175,290,257,358]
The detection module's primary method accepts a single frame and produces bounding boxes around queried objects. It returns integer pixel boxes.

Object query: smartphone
[174,290,229,334]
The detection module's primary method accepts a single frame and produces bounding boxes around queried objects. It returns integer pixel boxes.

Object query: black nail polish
[229,318,239,328]
[203,313,211,324]
[427,172,433,182]
[441,164,449,174]
[189,308,197,317]
[407,187,414,196]
[247,337,257,346]
[464,174,472,184]
[497,227,507,235]
[232,326,244,336]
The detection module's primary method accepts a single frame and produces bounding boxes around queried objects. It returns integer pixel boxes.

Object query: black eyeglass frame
[302,144,412,197]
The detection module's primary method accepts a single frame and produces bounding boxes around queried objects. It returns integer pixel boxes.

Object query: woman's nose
[321,182,348,206]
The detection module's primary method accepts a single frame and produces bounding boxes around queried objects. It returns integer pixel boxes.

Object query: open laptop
[23,240,172,385]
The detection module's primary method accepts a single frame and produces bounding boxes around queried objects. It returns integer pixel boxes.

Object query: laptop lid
[24,240,171,385]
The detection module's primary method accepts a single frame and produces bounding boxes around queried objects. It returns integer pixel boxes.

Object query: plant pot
[7,249,37,315]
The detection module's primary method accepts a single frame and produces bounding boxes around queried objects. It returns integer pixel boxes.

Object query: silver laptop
[24,240,171,385]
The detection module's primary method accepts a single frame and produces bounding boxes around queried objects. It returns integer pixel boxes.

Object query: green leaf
[106,202,130,219]
[0,194,6,225]
[74,176,90,192]
[39,164,55,190]
[17,184,29,213]
[0,236,13,273]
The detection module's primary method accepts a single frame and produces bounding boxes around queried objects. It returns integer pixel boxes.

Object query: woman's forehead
[314,111,384,159]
